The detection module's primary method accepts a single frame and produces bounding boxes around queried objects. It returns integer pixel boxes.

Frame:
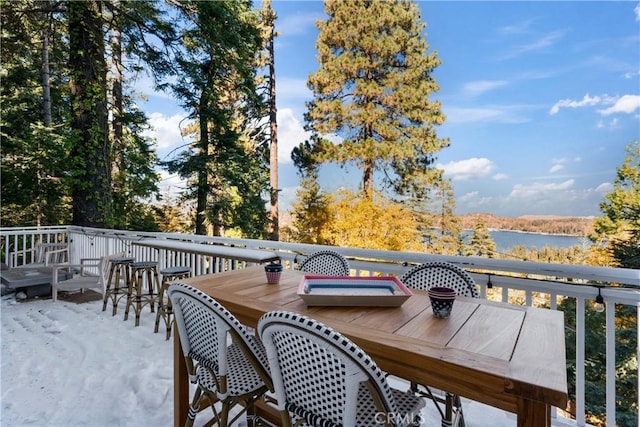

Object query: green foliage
[554,143,640,426]
[303,0,447,198]
[164,0,269,237]
[559,298,638,426]
[593,142,640,269]
[419,178,465,255]
[467,219,496,257]
[287,169,335,245]
[0,0,72,226]
[67,0,113,227]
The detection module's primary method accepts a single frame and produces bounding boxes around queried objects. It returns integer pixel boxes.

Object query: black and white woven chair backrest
[297,250,350,276]
[400,261,479,298]
[258,310,398,427]
[167,283,269,378]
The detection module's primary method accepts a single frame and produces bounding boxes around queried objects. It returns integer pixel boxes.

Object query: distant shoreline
[461,228,585,237]
[487,228,587,238]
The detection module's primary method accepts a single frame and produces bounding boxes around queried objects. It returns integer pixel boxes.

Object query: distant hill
[460,213,595,236]
[281,211,596,237]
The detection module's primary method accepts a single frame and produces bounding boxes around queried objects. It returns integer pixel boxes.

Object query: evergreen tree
[468,219,496,257]
[303,0,447,200]
[0,0,71,226]
[68,0,112,227]
[427,178,464,255]
[104,0,174,230]
[558,142,640,426]
[289,167,335,245]
[164,0,268,237]
[257,0,280,240]
[592,142,640,269]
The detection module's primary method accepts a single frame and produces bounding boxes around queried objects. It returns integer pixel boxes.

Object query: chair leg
[186,386,204,427]
[443,392,464,427]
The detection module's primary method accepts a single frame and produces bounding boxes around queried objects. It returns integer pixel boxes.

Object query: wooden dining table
[175,266,568,427]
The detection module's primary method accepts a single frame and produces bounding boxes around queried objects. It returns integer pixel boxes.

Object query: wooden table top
[181,266,568,425]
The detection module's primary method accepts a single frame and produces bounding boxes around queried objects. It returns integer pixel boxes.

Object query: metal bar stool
[154,266,191,340]
[102,256,135,316]
[124,261,160,327]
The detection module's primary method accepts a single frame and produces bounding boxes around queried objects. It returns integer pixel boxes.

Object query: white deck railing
[1,225,639,427]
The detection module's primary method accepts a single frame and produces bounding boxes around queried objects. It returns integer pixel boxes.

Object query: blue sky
[144,1,640,218]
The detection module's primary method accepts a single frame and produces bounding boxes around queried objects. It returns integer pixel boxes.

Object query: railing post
[606,301,615,427]
[576,297,586,426]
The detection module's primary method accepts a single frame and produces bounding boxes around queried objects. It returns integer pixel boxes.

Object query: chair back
[167,283,271,389]
[258,310,400,427]
[35,243,67,263]
[400,261,478,298]
[297,250,350,276]
[12,242,68,267]
[44,247,70,265]
[98,253,124,292]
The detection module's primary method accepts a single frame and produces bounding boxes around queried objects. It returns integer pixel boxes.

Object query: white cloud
[462,80,508,98]
[276,78,312,103]
[549,94,601,115]
[499,30,566,60]
[145,112,190,157]
[156,170,187,200]
[457,191,495,211]
[276,12,320,36]
[549,164,564,173]
[277,108,310,164]
[444,106,530,124]
[550,94,640,116]
[509,179,575,198]
[498,19,535,35]
[635,3,640,22]
[598,94,640,115]
[595,182,614,193]
[437,158,495,181]
[492,173,508,181]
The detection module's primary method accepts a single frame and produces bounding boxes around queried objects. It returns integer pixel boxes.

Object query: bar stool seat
[102,256,135,316]
[155,266,191,340]
[124,261,160,327]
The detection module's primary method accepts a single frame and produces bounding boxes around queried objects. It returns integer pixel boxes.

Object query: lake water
[462,230,589,252]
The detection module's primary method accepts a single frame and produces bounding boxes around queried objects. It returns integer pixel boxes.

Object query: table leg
[517,399,551,427]
[174,327,188,427]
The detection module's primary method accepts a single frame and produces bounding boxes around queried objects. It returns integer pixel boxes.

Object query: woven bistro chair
[297,250,350,276]
[399,261,479,427]
[258,310,426,427]
[167,283,272,427]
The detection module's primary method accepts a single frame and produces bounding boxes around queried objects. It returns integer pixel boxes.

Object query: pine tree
[468,219,497,258]
[289,168,335,245]
[592,142,640,269]
[428,179,465,255]
[257,0,280,240]
[304,0,447,199]
[68,0,112,227]
[0,0,71,226]
[164,0,268,237]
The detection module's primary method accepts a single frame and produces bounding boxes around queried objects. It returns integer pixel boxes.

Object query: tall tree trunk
[267,7,279,241]
[68,0,112,227]
[195,101,208,235]
[41,31,51,127]
[109,7,125,228]
[110,5,123,181]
